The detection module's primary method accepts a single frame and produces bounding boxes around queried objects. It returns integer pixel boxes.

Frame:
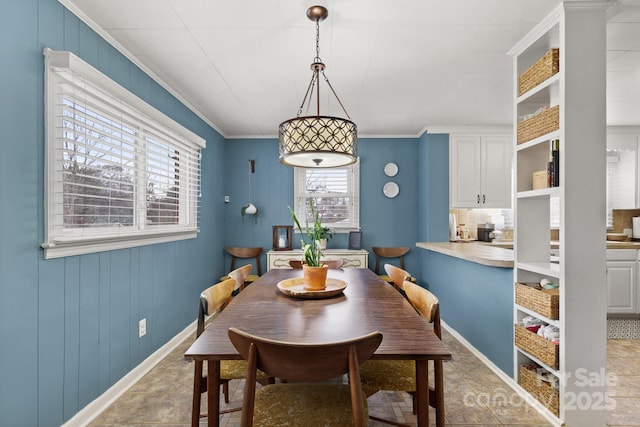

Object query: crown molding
[425,125,512,135]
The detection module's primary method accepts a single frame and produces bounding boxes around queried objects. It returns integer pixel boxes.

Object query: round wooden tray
[277,277,347,299]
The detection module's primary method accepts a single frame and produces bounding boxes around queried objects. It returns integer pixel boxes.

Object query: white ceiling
[62,0,640,138]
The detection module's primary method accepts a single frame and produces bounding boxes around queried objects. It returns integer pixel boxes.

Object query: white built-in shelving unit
[510,3,608,426]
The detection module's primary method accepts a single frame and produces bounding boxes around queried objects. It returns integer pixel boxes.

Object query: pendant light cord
[295,8,352,120]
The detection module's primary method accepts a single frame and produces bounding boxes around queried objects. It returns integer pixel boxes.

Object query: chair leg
[434,359,445,427]
[223,381,230,403]
[192,360,203,427]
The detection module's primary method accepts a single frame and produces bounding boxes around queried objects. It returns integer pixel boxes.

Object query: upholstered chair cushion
[360,359,415,391]
[220,360,270,381]
[252,383,367,427]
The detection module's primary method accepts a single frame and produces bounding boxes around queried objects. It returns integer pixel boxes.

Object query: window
[293,159,360,231]
[607,149,636,228]
[43,49,205,259]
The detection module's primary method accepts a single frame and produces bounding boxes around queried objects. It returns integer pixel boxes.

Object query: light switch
[224,195,230,203]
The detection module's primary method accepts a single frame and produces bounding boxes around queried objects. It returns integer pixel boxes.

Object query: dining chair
[221,247,263,286]
[383,263,411,292]
[192,278,271,424]
[289,259,344,269]
[228,327,383,427]
[372,246,415,283]
[360,281,445,427]
[227,264,253,293]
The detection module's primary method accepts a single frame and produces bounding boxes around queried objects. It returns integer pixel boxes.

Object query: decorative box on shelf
[515,282,559,320]
[514,324,559,369]
[517,105,560,144]
[532,170,548,190]
[518,48,560,96]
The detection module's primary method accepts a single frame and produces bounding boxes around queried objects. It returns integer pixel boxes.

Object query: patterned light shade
[278,5,357,168]
[279,116,357,168]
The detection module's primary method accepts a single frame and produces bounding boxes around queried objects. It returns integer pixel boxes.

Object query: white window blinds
[293,159,360,231]
[43,49,204,258]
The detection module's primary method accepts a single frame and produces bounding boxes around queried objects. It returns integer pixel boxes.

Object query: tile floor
[88,330,640,427]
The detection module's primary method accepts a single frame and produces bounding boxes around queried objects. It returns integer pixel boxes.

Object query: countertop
[605,241,640,249]
[481,240,640,250]
[416,240,640,269]
[416,242,514,268]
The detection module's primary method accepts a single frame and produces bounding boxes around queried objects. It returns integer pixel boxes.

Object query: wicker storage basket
[519,364,560,416]
[514,325,559,368]
[517,105,560,144]
[518,48,560,96]
[515,283,559,319]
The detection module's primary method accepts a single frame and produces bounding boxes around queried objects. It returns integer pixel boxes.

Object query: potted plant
[288,200,329,289]
[241,203,258,224]
[317,224,334,250]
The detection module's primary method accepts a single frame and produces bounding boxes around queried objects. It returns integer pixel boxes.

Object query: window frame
[293,159,360,233]
[42,49,205,259]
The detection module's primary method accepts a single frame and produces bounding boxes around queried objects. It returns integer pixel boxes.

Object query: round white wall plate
[383,182,399,198]
[384,162,398,177]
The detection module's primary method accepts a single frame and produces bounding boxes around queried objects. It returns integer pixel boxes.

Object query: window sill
[42,230,198,259]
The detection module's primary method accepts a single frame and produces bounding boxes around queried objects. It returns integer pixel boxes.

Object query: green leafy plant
[317,224,334,242]
[288,200,331,267]
[241,203,259,224]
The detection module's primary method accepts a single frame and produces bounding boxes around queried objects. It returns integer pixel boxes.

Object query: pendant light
[278,5,357,168]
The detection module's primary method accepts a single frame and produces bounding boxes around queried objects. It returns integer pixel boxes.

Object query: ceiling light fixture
[278,5,357,168]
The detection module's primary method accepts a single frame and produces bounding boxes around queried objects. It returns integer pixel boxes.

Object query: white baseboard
[441,320,561,427]
[62,320,197,427]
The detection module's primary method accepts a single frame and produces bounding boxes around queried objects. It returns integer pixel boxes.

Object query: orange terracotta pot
[303,264,329,290]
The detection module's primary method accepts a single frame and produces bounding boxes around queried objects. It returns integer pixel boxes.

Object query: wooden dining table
[184,267,452,427]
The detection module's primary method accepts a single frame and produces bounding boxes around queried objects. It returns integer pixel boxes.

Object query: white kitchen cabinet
[606,260,637,314]
[449,135,512,208]
[606,250,640,315]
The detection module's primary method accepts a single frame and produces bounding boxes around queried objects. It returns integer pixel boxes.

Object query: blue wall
[0,1,225,425]
[0,0,508,425]
[421,252,514,376]
[418,133,450,244]
[417,132,514,375]
[223,138,423,273]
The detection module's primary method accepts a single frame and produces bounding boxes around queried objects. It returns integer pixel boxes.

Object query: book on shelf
[547,139,560,187]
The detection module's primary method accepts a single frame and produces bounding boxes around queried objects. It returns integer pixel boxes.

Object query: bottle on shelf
[547,139,560,188]
[547,150,554,188]
[552,139,560,187]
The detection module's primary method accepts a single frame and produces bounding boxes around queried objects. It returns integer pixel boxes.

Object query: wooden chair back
[229,328,383,426]
[402,280,441,338]
[196,278,236,337]
[323,259,344,269]
[372,246,410,274]
[226,246,263,275]
[288,260,303,269]
[227,264,253,292]
[383,263,410,290]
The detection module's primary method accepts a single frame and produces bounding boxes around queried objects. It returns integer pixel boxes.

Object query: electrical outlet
[224,195,230,203]
[138,318,146,337]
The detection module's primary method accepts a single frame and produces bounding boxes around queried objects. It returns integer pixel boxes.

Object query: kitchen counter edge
[416,242,513,268]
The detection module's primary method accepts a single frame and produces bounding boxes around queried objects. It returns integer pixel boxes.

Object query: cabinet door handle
[477,194,480,204]
[482,194,486,204]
